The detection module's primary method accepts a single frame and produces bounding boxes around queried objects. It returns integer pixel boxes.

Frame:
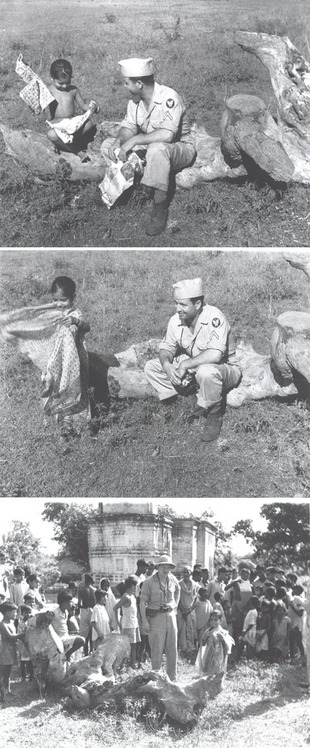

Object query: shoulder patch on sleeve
[166,98,175,109]
[212,317,221,328]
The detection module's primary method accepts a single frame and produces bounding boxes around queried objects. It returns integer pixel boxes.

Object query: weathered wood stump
[234,31,310,183]
[271,312,310,386]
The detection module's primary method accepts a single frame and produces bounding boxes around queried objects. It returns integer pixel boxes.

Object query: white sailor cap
[118,57,154,78]
[172,278,204,299]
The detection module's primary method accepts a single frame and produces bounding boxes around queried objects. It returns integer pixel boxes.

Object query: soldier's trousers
[141,141,196,192]
[148,611,178,681]
[100,138,196,193]
[144,356,241,410]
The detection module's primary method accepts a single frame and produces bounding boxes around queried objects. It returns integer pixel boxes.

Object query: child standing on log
[113,575,141,668]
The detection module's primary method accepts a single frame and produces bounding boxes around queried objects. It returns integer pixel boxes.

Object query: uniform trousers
[101,138,196,193]
[144,356,241,410]
[148,611,178,681]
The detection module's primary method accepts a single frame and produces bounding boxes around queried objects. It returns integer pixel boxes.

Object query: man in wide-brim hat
[140,554,180,680]
[103,57,196,237]
[144,277,242,442]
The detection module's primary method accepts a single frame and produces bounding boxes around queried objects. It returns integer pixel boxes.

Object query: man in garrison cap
[144,278,241,442]
[104,57,196,236]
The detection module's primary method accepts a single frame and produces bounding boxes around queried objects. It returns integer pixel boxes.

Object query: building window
[115,558,124,572]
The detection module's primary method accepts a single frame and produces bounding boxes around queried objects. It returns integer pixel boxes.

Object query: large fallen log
[70,670,224,724]
[107,337,298,406]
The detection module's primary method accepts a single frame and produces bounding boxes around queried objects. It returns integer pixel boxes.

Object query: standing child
[90,590,111,649]
[213,592,228,629]
[18,605,34,681]
[195,587,213,646]
[240,596,260,659]
[46,58,99,158]
[270,603,291,662]
[113,575,141,668]
[196,610,234,677]
[256,599,271,660]
[0,601,24,699]
[44,276,91,435]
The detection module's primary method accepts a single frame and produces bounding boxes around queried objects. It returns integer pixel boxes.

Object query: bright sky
[0,497,274,557]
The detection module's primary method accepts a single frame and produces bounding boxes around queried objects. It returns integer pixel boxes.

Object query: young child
[195,587,213,645]
[256,599,271,660]
[288,584,306,663]
[18,604,34,680]
[213,591,228,629]
[0,601,24,699]
[196,610,234,677]
[42,276,90,434]
[240,596,260,659]
[113,575,141,668]
[46,58,99,158]
[270,603,291,662]
[90,589,111,649]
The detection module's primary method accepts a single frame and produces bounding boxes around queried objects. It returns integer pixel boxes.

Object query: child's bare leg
[47,128,76,155]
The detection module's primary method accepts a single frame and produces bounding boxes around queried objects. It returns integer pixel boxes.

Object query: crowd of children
[0,559,308,701]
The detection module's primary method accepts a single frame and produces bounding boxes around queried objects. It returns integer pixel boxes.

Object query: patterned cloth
[47,109,93,144]
[16,55,55,114]
[0,303,89,420]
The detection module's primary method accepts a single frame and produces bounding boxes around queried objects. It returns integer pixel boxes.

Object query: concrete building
[88,503,216,583]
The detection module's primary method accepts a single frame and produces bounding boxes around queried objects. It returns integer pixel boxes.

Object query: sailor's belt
[147,606,173,617]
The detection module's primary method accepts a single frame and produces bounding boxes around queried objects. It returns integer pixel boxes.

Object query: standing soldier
[139,555,180,680]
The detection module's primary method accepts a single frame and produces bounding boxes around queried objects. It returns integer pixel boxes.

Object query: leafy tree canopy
[42,503,99,568]
[232,503,310,570]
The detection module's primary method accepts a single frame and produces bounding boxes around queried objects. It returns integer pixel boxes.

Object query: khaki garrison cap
[173,278,203,299]
[118,57,154,78]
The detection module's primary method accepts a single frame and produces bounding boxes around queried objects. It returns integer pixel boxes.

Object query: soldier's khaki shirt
[121,82,193,144]
[159,304,237,364]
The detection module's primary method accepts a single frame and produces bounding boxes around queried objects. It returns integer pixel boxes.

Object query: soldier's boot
[201,402,222,442]
[146,199,168,236]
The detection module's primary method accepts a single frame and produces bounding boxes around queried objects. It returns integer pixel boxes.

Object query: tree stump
[235,31,310,183]
[270,311,310,386]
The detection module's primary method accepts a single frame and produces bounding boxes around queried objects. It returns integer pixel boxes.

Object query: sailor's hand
[176,361,189,380]
[108,141,120,162]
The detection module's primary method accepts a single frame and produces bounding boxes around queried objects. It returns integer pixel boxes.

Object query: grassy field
[0,656,309,748]
[1,0,310,246]
[1,248,310,498]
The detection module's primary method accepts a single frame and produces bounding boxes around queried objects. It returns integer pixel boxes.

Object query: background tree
[42,503,99,568]
[0,520,59,587]
[1,520,41,568]
[232,503,310,570]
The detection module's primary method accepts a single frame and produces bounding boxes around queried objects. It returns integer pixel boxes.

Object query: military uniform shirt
[159,304,237,363]
[121,82,193,143]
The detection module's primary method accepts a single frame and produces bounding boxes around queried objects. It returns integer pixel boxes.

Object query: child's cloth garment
[243,609,258,648]
[121,594,141,644]
[90,604,110,646]
[272,615,290,657]
[195,599,213,644]
[196,625,234,676]
[16,55,55,114]
[47,109,93,144]
[0,303,89,422]
[0,621,18,666]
